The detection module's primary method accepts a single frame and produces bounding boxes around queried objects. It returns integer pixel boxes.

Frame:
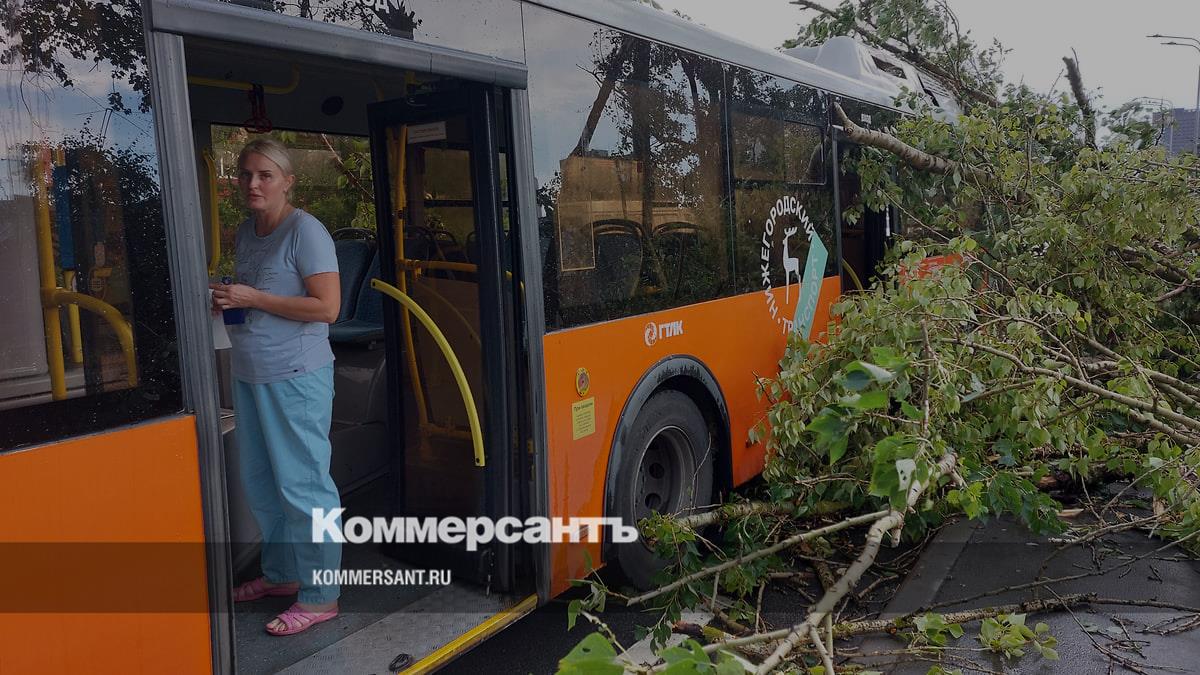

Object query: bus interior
[184,37,532,673]
[836,140,895,293]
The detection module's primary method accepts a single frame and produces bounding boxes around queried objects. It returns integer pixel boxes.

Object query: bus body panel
[0,415,212,673]
[543,277,841,594]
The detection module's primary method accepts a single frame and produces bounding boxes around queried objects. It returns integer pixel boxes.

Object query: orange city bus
[0,0,957,672]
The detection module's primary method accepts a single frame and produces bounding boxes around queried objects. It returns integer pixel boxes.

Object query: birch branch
[626,509,889,607]
[833,103,990,184]
[753,453,958,673]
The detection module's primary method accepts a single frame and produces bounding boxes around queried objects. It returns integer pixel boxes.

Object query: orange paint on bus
[0,415,212,674]
[543,277,842,594]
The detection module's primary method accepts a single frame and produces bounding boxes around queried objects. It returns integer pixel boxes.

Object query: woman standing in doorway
[211,138,343,636]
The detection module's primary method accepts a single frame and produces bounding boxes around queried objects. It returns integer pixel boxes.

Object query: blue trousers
[233,364,341,605]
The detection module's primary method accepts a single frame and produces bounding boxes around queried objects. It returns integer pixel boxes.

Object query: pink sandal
[265,603,339,636]
[233,577,300,603]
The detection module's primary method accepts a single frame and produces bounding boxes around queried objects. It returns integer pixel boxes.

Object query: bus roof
[525,0,957,116]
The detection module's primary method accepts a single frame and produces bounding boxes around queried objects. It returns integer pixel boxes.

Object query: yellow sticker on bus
[571,398,596,440]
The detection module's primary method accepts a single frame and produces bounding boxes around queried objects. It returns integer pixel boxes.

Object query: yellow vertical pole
[392,125,430,434]
[34,146,67,400]
[52,145,84,366]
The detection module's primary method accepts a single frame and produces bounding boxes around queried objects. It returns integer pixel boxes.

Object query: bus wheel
[613,390,714,590]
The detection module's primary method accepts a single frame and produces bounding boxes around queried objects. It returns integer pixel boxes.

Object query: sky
[652,0,1200,114]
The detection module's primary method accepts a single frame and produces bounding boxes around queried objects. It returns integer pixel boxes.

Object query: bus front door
[367,84,522,593]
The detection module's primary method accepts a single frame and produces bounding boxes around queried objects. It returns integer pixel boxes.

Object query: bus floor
[233,473,517,675]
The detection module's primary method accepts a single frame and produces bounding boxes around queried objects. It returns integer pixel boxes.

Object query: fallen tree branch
[626,510,890,607]
[834,103,990,183]
[809,625,836,674]
[700,593,1094,656]
[674,501,801,530]
[752,453,958,673]
[946,339,1200,434]
[1047,513,1165,546]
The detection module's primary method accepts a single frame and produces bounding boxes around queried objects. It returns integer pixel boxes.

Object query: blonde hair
[237,138,295,191]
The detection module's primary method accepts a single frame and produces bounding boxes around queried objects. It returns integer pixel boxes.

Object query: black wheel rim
[632,426,693,528]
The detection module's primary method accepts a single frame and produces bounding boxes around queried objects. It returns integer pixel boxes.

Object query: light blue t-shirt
[228,208,339,384]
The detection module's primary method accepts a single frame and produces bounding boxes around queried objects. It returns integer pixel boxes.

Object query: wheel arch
[601,355,732,561]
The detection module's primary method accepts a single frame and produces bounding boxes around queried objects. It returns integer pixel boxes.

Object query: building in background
[1154,107,1199,155]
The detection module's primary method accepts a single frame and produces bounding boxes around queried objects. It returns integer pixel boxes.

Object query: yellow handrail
[400,258,478,274]
[33,148,66,400]
[401,257,522,292]
[187,65,300,95]
[371,279,485,467]
[841,257,865,291]
[390,125,433,442]
[202,149,221,277]
[32,145,138,397]
[43,288,138,389]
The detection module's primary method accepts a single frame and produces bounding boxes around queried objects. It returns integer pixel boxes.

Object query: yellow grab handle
[370,279,485,467]
[841,258,865,291]
[202,150,221,277]
[44,288,138,388]
[187,65,300,95]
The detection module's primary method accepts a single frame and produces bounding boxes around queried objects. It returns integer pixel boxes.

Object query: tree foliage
[563,1,1200,673]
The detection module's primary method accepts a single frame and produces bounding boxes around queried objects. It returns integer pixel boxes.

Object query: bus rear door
[367,85,525,593]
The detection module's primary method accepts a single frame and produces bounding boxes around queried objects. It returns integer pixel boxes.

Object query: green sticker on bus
[793,234,828,340]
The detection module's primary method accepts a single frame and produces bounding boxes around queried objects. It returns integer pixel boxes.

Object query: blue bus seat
[329,249,385,345]
[332,238,374,325]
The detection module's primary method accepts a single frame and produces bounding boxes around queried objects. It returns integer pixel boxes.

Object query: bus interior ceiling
[183,38,517,673]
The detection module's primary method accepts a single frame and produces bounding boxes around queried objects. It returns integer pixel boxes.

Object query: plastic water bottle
[221,276,246,325]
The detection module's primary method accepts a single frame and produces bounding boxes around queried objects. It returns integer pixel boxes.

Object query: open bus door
[367,85,524,593]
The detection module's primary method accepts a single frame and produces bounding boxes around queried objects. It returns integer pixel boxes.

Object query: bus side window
[0,2,182,451]
[729,72,836,296]
[524,7,731,330]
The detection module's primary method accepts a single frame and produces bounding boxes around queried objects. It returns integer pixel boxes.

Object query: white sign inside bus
[407,121,447,144]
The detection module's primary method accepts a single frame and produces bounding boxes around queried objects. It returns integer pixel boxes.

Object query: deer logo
[782,226,802,303]
[759,195,817,335]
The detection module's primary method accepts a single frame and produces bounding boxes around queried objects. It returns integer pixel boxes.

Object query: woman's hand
[209,282,260,311]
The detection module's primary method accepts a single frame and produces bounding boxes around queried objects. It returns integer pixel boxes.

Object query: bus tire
[613,390,714,590]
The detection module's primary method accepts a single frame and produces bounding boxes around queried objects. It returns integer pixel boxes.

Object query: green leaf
[844,389,890,410]
[840,368,873,392]
[566,599,582,631]
[900,401,923,420]
[828,436,849,464]
[713,657,746,675]
[658,646,693,665]
[842,361,897,390]
[557,633,622,675]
